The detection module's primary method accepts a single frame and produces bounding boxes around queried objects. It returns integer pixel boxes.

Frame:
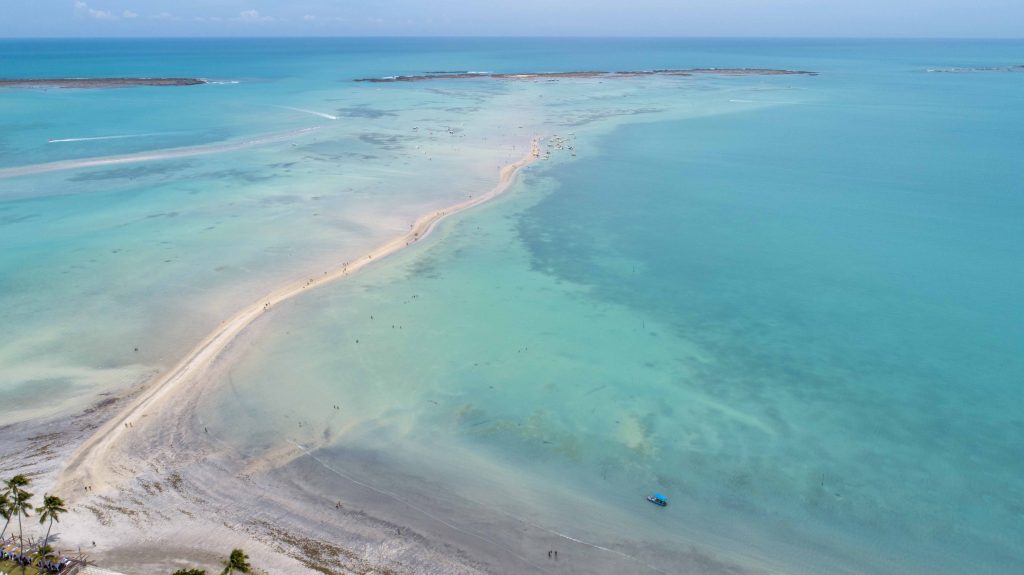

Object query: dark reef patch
[336,107,398,119]
[562,108,667,127]
[67,161,196,182]
[195,168,281,184]
[358,133,410,150]
[926,65,1024,73]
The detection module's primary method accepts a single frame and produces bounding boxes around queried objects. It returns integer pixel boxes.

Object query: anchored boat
[647,492,668,507]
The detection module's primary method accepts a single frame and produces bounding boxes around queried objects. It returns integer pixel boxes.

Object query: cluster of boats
[537,133,576,160]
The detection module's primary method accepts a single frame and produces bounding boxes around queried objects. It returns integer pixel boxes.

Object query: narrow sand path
[55,139,541,497]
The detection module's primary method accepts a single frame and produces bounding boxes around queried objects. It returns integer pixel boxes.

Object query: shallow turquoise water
[1,38,547,420]
[3,39,1023,572]
[513,105,1024,570]
[198,41,1023,573]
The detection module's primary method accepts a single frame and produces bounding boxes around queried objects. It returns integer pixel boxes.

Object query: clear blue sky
[2,0,1022,38]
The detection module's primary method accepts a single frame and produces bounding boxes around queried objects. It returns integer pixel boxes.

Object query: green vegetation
[220,549,251,575]
[169,548,253,575]
[0,492,9,536]
[36,495,67,550]
[2,474,33,552]
[1,474,32,542]
[3,473,253,575]
[1,475,72,574]
[0,558,43,575]
[31,545,57,566]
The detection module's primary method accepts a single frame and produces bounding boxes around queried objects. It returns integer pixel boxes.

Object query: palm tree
[36,494,67,549]
[220,549,251,575]
[0,475,30,540]
[12,490,33,556]
[0,492,10,542]
[171,569,207,575]
[1,475,32,550]
[32,544,56,569]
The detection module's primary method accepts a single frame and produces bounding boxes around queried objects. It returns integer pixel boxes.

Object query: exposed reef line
[355,68,818,82]
[925,64,1024,73]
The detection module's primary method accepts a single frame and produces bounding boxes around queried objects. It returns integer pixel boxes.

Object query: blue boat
[647,492,668,507]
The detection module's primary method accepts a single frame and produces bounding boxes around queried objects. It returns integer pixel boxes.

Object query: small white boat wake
[275,105,338,120]
[48,132,179,144]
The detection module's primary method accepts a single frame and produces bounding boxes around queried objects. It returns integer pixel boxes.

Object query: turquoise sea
[2,39,1022,573]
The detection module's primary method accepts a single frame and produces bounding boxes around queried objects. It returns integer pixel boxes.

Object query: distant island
[0,77,207,89]
[354,68,817,82]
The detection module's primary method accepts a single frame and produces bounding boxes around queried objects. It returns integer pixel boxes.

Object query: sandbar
[55,139,543,497]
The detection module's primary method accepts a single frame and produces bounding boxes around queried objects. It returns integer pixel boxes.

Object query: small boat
[646,492,668,507]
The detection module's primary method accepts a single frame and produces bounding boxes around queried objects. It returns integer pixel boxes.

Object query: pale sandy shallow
[23,141,546,574]
[57,139,540,496]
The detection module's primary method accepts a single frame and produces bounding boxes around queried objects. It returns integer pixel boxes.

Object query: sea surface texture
[2,39,1023,574]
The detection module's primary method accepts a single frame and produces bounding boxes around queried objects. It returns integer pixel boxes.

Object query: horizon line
[2,35,1024,41]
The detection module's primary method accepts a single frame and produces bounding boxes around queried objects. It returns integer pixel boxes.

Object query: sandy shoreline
[55,138,542,501]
